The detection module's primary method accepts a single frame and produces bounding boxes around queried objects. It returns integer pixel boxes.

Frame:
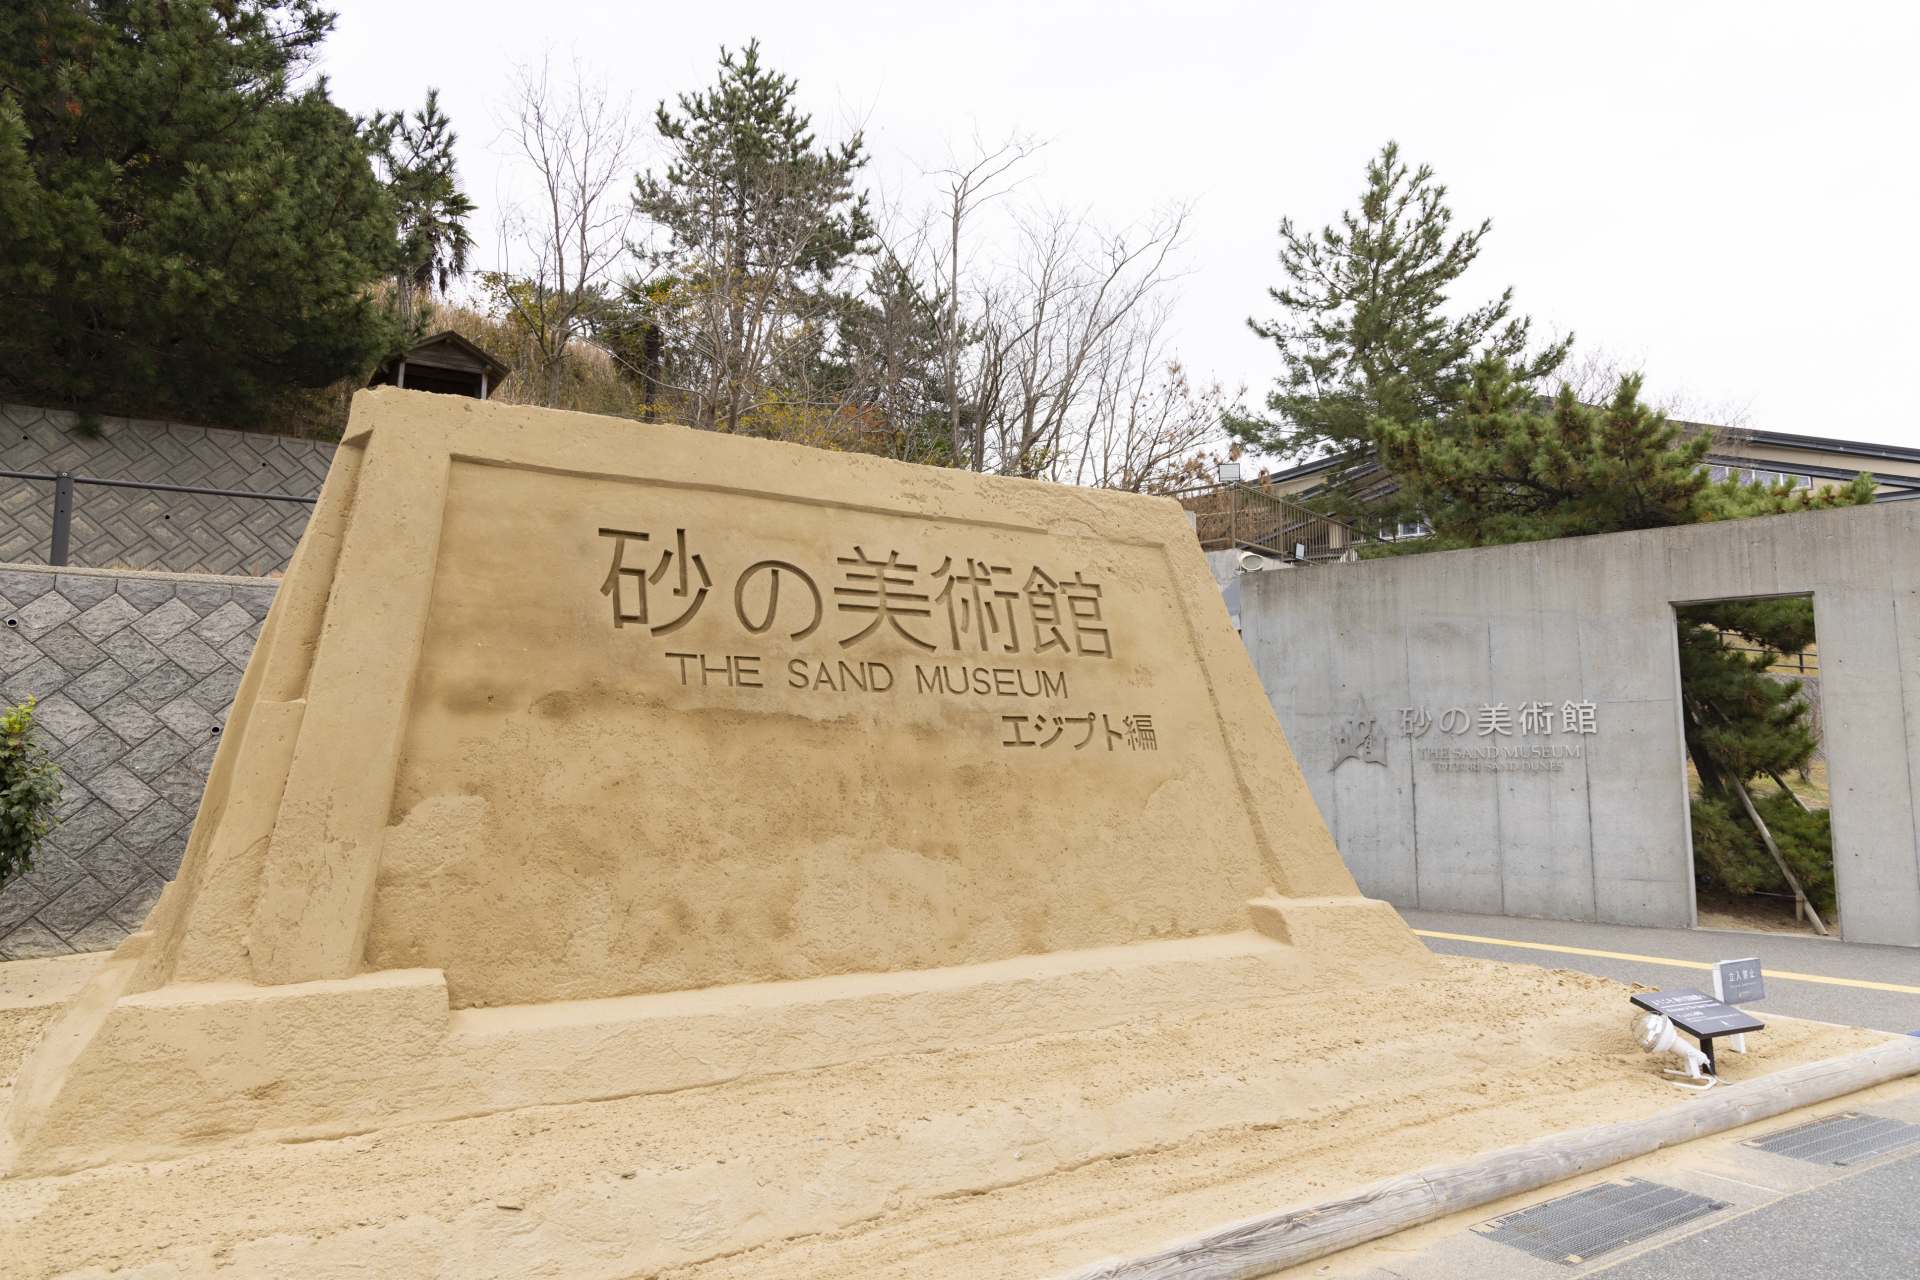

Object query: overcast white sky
[319,1,1920,448]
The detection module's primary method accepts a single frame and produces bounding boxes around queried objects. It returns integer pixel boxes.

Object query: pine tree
[0,1,402,423]
[824,252,953,464]
[634,40,872,433]
[1677,597,1836,915]
[1229,142,1567,519]
[1376,361,1877,550]
[1376,362,1711,545]
[369,88,476,329]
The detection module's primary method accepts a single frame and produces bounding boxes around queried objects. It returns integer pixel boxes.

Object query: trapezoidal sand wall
[147,389,1361,999]
[6,390,1421,1173]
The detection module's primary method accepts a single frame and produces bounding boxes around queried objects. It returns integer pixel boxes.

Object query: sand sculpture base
[1,956,1895,1280]
[5,896,1427,1175]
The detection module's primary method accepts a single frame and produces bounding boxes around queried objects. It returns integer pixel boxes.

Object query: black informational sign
[1715,958,1766,1005]
[1631,987,1765,1038]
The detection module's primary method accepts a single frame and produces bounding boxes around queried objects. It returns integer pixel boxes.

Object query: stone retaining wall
[0,563,273,958]
[2,403,331,576]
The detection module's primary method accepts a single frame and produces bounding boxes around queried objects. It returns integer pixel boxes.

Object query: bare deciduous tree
[875,138,1203,485]
[1555,347,1752,432]
[927,134,1043,466]
[1066,301,1237,492]
[968,204,1191,479]
[494,58,636,406]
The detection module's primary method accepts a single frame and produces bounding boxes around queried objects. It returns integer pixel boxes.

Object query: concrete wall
[0,564,273,958]
[2,403,331,576]
[1240,501,1920,947]
[1202,547,1313,632]
[1202,549,1244,628]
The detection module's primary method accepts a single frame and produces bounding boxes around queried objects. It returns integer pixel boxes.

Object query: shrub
[0,698,63,892]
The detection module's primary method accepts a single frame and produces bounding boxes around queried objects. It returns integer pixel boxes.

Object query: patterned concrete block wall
[2,402,332,576]
[0,564,273,958]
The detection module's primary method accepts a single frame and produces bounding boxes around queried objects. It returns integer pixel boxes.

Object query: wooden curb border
[1062,1035,1920,1280]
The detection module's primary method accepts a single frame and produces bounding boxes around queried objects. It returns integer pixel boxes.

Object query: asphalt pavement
[1593,1146,1920,1279]
[1403,908,1920,1034]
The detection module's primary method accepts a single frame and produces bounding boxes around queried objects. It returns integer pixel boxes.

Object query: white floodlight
[1217,461,1242,483]
[1236,550,1270,573]
[1631,1012,1715,1090]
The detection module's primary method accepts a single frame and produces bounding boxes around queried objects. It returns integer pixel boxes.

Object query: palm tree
[372,89,477,327]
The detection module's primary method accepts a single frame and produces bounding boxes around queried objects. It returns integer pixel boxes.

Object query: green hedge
[0,698,62,893]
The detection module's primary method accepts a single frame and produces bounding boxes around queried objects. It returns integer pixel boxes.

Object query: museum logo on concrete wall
[1332,698,1599,774]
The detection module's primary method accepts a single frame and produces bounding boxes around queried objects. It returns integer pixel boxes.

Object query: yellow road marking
[1413,929,1920,996]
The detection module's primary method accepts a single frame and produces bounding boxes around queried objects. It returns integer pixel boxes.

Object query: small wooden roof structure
[370,331,511,400]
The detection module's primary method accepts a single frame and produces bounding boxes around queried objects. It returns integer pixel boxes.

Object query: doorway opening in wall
[1673,594,1835,937]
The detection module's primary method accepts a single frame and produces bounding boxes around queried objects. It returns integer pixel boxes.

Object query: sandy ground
[0,954,106,1090]
[1695,888,1828,936]
[0,956,1890,1280]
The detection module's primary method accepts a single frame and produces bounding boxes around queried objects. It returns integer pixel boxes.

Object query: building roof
[370,331,513,398]
[1698,424,1920,467]
[1257,451,1378,499]
[392,330,512,384]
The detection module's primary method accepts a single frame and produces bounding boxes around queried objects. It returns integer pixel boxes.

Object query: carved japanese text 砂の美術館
[593,524,1161,756]
[597,526,1112,657]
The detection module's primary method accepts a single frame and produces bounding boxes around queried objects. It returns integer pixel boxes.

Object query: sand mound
[0,955,103,1091]
[0,957,1886,1279]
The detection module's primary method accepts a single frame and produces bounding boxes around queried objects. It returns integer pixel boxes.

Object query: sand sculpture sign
[4,391,1428,1174]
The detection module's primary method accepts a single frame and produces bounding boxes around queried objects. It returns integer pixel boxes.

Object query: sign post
[1630,988,1765,1076]
[1712,958,1765,1054]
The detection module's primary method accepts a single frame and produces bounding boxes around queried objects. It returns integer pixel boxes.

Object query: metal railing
[1715,633,1820,679]
[1168,481,1355,563]
[0,468,317,566]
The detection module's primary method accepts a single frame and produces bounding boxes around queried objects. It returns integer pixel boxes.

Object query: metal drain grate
[1474,1178,1726,1265]
[1745,1111,1920,1166]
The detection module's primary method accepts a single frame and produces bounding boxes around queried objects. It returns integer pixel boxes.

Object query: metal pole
[49,472,74,566]
[1729,771,1829,936]
[1766,767,1812,815]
